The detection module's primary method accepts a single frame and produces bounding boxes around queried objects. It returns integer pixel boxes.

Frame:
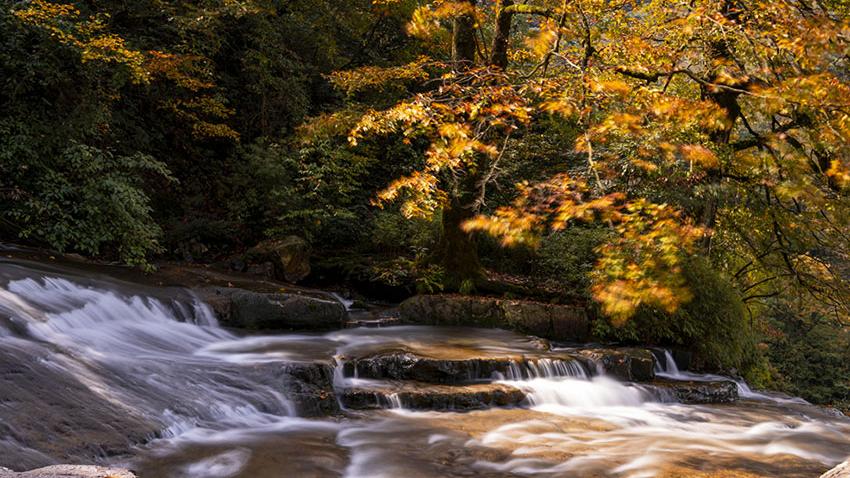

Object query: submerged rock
[650,378,739,404]
[0,465,135,478]
[340,382,526,411]
[199,287,346,330]
[399,294,589,341]
[246,236,311,283]
[0,346,161,470]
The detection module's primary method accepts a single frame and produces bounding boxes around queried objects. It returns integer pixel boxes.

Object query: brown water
[0,258,848,477]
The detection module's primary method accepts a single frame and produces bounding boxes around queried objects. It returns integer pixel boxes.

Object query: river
[0,257,848,477]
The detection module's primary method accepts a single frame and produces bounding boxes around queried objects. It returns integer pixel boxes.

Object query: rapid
[0,257,848,477]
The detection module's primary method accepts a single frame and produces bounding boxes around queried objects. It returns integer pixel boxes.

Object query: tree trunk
[490,0,514,69]
[452,0,477,69]
[699,0,743,249]
[438,0,483,289]
[437,198,483,289]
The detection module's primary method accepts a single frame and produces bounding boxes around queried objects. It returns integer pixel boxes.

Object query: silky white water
[0,259,848,477]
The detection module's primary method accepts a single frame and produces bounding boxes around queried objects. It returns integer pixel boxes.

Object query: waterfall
[0,273,297,437]
[654,349,680,375]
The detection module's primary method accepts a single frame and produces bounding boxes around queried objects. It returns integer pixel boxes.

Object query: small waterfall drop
[654,349,680,375]
[0,273,298,439]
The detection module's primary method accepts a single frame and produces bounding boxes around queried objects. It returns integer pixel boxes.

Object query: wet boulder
[246,236,311,283]
[340,382,526,411]
[399,295,589,342]
[576,348,656,381]
[199,287,346,330]
[650,379,739,404]
[0,465,136,478]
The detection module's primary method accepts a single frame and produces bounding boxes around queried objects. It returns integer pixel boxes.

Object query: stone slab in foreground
[822,460,850,478]
[0,465,135,478]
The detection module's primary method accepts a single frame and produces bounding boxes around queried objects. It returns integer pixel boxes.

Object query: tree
[340,0,850,321]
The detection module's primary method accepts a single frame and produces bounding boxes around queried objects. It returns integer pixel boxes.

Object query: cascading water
[0,273,298,435]
[1,258,849,478]
[653,348,808,403]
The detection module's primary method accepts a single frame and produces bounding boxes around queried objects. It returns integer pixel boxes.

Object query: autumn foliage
[335,0,850,322]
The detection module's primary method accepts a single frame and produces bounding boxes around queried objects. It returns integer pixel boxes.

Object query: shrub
[593,257,762,374]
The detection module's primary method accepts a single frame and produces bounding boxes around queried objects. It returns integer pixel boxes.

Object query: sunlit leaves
[466,174,704,321]
[592,201,704,324]
[13,0,150,82]
[342,0,850,322]
[407,1,479,38]
[350,69,531,218]
[329,57,432,96]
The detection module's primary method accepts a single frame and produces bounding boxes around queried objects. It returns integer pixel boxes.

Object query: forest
[2,1,850,476]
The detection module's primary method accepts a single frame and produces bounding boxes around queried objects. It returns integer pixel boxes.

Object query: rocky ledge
[340,382,526,411]
[574,348,656,382]
[0,465,135,478]
[342,351,595,384]
[198,286,346,330]
[399,294,590,342]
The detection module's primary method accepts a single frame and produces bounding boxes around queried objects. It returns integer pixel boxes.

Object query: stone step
[344,316,401,328]
[342,352,592,384]
[342,347,656,385]
[340,382,526,411]
[648,378,739,404]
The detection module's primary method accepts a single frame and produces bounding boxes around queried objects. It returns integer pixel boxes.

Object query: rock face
[650,379,739,404]
[0,466,136,478]
[0,346,161,470]
[822,461,850,478]
[199,287,346,330]
[279,362,339,417]
[340,382,526,411]
[399,295,589,342]
[576,348,656,382]
[246,236,311,283]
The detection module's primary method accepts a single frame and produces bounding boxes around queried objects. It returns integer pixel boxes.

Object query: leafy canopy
[336,0,850,322]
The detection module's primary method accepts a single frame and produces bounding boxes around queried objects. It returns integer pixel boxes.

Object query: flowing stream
[0,258,848,477]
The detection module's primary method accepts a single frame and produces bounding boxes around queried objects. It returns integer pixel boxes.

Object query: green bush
[593,257,763,375]
[0,139,171,267]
